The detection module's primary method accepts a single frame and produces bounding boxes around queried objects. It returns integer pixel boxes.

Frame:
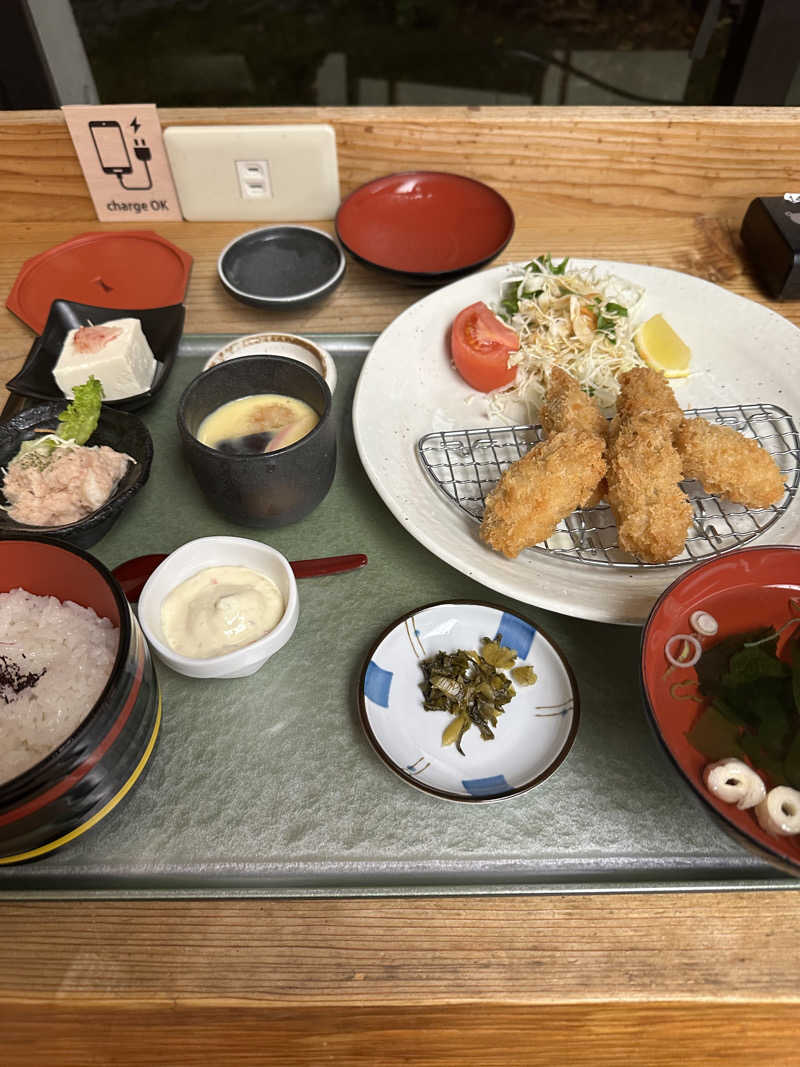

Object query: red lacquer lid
[335,171,514,281]
[6,230,193,333]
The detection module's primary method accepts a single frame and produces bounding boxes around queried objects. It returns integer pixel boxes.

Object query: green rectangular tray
[0,335,794,897]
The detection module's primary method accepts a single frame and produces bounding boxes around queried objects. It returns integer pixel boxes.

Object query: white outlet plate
[164,124,340,221]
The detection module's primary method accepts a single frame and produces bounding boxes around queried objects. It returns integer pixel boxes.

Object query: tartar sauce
[160,565,284,659]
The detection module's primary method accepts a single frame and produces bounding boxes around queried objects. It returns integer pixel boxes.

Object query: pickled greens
[420,637,534,756]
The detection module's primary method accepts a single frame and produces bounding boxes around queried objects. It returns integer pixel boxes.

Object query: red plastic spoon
[112,552,367,603]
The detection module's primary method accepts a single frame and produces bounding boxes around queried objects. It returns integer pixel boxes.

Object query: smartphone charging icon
[90,120,132,175]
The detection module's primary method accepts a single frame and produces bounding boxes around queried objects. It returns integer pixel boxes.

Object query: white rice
[0,588,119,784]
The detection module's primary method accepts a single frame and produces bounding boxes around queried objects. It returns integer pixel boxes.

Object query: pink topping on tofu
[4,445,131,526]
[72,325,123,355]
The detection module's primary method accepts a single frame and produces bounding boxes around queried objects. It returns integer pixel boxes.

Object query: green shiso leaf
[57,376,104,445]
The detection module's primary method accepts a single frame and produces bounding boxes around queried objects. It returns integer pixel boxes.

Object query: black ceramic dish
[217,225,346,310]
[6,299,185,412]
[177,354,336,527]
[0,536,161,864]
[0,401,153,549]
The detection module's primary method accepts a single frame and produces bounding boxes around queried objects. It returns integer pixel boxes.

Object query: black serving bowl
[217,225,346,310]
[0,401,153,549]
[0,535,161,864]
[177,354,336,527]
[6,299,185,412]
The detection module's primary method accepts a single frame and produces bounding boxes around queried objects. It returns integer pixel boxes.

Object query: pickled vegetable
[420,637,533,756]
[511,665,538,686]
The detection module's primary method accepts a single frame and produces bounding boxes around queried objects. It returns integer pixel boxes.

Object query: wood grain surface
[2,107,800,1065]
[2,212,798,403]
[3,894,800,1065]
[3,106,800,223]
[4,1001,800,1066]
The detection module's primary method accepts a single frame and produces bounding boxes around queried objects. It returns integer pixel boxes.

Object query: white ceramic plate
[352,259,800,625]
[204,331,337,394]
[358,601,579,802]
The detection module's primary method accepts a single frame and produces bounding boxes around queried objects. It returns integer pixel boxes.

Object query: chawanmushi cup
[177,354,337,527]
[0,535,161,865]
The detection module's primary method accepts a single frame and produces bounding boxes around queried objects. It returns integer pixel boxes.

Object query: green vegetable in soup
[685,704,744,762]
[689,613,800,788]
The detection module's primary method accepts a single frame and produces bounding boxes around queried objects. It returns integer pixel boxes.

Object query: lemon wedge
[634,314,691,378]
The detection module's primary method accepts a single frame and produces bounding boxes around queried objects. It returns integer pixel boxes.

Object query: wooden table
[2,107,800,1065]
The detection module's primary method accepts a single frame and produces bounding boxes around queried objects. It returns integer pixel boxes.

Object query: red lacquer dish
[0,537,160,864]
[641,545,800,876]
[6,230,192,333]
[335,171,514,284]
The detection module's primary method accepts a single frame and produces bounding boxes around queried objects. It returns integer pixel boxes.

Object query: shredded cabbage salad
[488,255,646,421]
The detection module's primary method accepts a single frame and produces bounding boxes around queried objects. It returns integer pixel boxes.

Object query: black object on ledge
[740,196,800,301]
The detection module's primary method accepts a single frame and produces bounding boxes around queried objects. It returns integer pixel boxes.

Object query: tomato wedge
[450,301,519,392]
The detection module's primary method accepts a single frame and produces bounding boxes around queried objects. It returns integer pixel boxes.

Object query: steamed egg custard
[197,393,319,455]
[161,565,285,659]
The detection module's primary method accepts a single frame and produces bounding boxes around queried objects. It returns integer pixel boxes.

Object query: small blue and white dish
[357,600,579,802]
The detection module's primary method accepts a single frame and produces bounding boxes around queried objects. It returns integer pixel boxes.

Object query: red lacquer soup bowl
[641,545,800,876]
[0,535,161,864]
[335,171,514,285]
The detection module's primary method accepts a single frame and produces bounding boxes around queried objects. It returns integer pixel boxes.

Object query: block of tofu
[53,318,157,401]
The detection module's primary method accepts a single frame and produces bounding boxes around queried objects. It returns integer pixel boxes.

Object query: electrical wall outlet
[164,124,339,221]
[235,159,272,199]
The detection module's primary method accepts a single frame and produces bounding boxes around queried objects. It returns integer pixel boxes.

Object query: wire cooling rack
[417,403,800,568]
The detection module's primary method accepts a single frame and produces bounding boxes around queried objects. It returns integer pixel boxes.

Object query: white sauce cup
[137,536,298,679]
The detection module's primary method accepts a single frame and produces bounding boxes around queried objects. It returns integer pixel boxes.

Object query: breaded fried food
[611,366,683,441]
[480,428,606,559]
[676,417,785,509]
[541,367,608,506]
[607,412,692,564]
[540,366,608,439]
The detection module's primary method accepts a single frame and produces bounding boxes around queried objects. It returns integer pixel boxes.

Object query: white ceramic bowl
[204,331,337,395]
[137,536,299,679]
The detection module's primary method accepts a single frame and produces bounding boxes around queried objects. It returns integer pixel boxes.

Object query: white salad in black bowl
[0,377,153,549]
